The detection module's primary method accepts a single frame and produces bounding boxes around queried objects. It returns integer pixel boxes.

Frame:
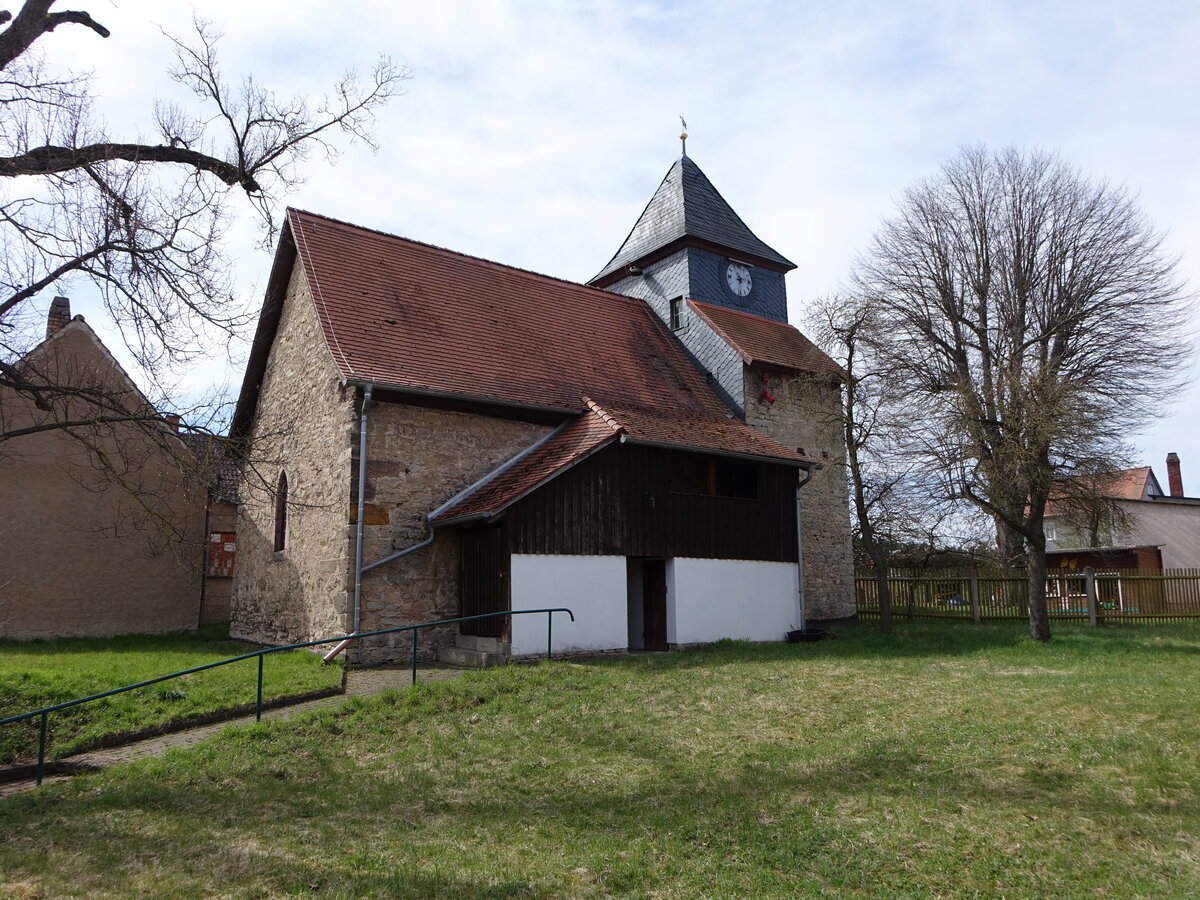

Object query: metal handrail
[1,607,574,786]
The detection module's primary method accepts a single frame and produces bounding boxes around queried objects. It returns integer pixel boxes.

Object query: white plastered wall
[669,558,799,644]
[510,554,628,655]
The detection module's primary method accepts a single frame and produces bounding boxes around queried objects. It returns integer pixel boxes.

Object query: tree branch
[0,1,109,72]
[0,142,260,190]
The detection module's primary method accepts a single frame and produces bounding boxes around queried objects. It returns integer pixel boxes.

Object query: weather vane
[680,116,688,156]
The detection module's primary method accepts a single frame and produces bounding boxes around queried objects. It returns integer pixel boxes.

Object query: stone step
[454,634,509,654]
[437,645,507,669]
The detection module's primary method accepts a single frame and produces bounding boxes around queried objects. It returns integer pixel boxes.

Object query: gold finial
[680,115,688,155]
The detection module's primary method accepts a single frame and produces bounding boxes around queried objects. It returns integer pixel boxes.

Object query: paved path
[0,666,465,799]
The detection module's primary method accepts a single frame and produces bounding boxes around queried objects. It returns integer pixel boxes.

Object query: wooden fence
[856,568,1200,623]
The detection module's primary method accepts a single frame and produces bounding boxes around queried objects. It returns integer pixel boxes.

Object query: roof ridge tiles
[581,396,626,434]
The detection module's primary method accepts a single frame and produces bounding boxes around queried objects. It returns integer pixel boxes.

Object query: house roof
[431,396,813,524]
[1097,467,1160,500]
[233,208,809,469]
[1047,543,1163,555]
[687,300,844,378]
[1046,467,1161,516]
[591,155,796,284]
[179,434,242,504]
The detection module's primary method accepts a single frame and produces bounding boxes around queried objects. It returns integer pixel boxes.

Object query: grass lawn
[0,626,343,765]
[2,621,1199,898]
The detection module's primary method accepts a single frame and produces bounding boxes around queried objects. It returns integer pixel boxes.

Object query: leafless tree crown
[851,144,1195,639]
[0,0,407,427]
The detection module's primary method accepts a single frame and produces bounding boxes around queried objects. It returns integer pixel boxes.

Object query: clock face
[726,262,752,298]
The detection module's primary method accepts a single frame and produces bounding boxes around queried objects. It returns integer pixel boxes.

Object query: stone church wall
[231,265,357,648]
[743,367,856,620]
[354,405,552,663]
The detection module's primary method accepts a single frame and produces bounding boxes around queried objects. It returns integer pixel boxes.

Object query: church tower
[589,153,795,324]
[591,151,856,621]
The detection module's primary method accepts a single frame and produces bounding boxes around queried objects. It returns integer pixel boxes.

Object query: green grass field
[0,626,343,765]
[2,621,1198,898]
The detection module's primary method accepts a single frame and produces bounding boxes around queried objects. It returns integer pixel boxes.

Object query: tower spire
[679,115,688,157]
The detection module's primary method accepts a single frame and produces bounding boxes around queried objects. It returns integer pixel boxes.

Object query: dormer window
[669,296,683,331]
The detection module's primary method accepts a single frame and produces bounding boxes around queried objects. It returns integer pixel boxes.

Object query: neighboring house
[229,153,855,663]
[1046,454,1200,570]
[181,433,241,626]
[0,299,208,639]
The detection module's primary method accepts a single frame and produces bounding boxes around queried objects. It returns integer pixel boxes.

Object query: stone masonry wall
[353,404,552,663]
[743,367,855,619]
[231,264,357,647]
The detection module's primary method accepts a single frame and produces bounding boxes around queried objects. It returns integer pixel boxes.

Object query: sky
[39,0,1200,492]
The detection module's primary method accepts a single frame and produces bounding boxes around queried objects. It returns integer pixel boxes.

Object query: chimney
[165,414,181,433]
[1167,452,1183,498]
[46,296,71,339]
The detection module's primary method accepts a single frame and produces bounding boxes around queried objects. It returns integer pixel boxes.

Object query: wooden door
[460,524,506,637]
[643,559,668,651]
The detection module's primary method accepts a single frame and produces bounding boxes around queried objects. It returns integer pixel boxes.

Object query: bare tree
[0,1,407,438]
[852,145,1193,641]
[810,294,904,632]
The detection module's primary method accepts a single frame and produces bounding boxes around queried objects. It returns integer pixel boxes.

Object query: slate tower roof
[591,155,796,286]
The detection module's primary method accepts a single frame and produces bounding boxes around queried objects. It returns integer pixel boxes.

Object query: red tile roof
[291,209,721,415]
[688,300,843,377]
[1045,467,1159,515]
[272,208,805,466]
[583,396,809,462]
[430,411,620,523]
[1103,467,1157,500]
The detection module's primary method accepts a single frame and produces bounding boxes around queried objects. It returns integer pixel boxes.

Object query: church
[228,152,855,663]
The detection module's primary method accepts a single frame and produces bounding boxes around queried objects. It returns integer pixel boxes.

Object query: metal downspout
[322,384,373,662]
[323,525,437,662]
[795,467,814,633]
[353,385,373,635]
[324,384,445,664]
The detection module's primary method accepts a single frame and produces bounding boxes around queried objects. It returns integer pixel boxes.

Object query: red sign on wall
[207,532,237,577]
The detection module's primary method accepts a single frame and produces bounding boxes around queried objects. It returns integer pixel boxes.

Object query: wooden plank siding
[459,524,506,636]
[504,443,799,561]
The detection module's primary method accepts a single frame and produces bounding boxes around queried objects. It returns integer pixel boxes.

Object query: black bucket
[786,629,828,643]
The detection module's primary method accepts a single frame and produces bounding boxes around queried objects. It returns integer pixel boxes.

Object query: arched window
[273,471,288,553]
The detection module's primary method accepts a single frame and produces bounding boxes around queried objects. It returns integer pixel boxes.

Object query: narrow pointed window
[274,471,289,553]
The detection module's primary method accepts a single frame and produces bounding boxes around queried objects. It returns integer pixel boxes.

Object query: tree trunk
[858,515,893,634]
[994,511,1026,567]
[874,566,893,633]
[1026,542,1052,642]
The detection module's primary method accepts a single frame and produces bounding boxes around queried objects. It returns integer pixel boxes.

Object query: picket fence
[855,567,1200,623]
